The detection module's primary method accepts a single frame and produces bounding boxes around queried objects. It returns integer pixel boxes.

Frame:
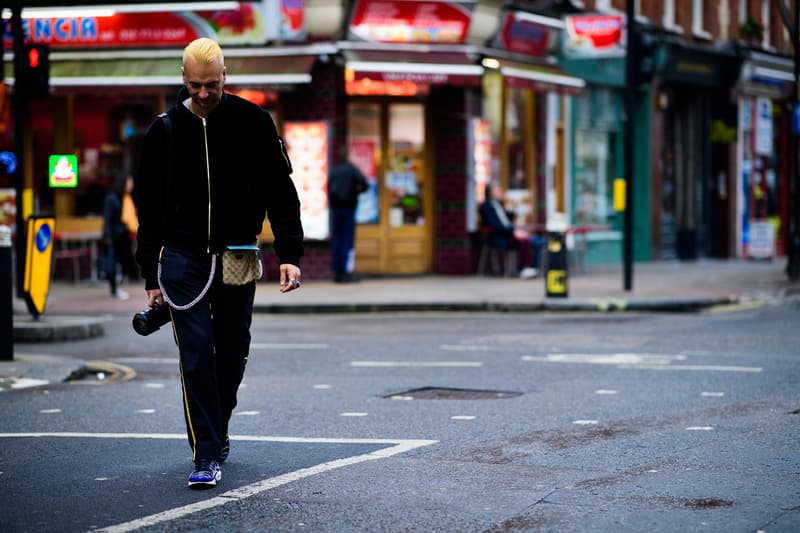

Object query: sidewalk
[3,258,797,390]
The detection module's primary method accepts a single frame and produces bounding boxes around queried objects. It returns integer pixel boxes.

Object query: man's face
[182,57,226,115]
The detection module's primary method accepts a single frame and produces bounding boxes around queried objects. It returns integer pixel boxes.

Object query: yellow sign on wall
[23,216,56,317]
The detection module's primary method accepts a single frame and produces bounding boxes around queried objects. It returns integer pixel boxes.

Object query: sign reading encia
[48,154,78,188]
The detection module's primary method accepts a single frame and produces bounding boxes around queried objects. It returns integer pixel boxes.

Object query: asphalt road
[2,299,799,532]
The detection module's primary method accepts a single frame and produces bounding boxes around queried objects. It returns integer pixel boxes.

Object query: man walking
[135,38,303,488]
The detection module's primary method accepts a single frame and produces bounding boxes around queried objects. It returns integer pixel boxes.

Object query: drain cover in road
[385,387,522,400]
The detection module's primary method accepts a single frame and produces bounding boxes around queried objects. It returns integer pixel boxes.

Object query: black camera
[132,305,171,336]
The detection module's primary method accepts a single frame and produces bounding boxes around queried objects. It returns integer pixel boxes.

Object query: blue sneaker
[188,459,221,488]
[218,436,230,464]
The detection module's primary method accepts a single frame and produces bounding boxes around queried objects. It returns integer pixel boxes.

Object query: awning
[736,50,794,99]
[499,60,585,94]
[5,52,317,88]
[344,50,484,87]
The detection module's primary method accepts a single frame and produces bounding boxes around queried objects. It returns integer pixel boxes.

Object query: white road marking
[390,396,414,401]
[572,420,599,425]
[595,389,619,395]
[340,412,368,417]
[250,343,329,350]
[8,378,50,389]
[686,426,715,431]
[313,384,332,389]
[144,383,165,389]
[95,477,109,481]
[701,392,725,397]
[234,411,260,416]
[521,353,762,372]
[135,409,156,414]
[450,416,476,420]
[0,433,437,533]
[114,358,178,365]
[350,361,483,368]
[39,409,61,414]
[439,345,495,351]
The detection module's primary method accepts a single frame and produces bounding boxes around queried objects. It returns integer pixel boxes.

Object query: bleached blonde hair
[183,38,224,66]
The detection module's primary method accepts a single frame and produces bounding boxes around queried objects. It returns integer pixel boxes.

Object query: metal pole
[0,225,12,360]
[789,0,800,281]
[623,0,637,291]
[10,0,26,295]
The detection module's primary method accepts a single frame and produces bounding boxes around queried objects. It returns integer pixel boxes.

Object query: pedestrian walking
[103,172,138,299]
[134,37,304,488]
[328,146,367,282]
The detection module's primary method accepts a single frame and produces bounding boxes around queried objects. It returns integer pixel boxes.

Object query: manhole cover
[385,387,522,400]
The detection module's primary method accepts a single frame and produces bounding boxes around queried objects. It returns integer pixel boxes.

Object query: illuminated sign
[349,0,471,44]
[4,0,304,47]
[48,154,78,188]
[496,12,557,57]
[562,14,625,58]
[23,215,56,317]
[283,121,329,240]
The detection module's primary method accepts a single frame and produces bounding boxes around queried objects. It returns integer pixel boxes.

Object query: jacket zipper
[201,117,211,253]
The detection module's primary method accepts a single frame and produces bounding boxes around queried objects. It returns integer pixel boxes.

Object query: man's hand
[279,263,301,293]
[146,288,164,308]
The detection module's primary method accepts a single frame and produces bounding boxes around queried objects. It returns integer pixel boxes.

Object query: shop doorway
[347,101,432,274]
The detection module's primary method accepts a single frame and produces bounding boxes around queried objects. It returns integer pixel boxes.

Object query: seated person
[479,182,538,278]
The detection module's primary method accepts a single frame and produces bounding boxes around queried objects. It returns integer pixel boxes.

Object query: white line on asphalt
[313,384,332,389]
[572,420,599,425]
[350,361,483,367]
[686,426,715,431]
[6,378,51,390]
[450,416,476,421]
[234,411,260,416]
[114,358,178,365]
[0,432,438,533]
[595,389,619,395]
[701,392,725,397]
[144,383,165,389]
[39,409,61,414]
[521,353,762,372]
[340,412,368,417]
[135,409,156,414]
[439,345,495,351]
[250,343,329,350]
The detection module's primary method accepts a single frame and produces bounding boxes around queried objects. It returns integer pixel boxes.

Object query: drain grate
[385,387,522,400]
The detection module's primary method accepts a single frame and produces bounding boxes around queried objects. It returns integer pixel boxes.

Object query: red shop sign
[497,12,552,57]
[349,0,472,44]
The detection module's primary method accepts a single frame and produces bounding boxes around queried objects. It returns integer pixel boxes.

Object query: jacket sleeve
[256,115,304,266]
[134,118,169,290]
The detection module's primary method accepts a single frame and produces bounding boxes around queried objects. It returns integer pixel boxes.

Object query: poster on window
[754,97,773,156]
[349,137,379,224]
[283,121,329,240]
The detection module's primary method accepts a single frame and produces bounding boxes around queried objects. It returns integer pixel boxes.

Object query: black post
[10,0,26,295]
[0,225,11,360]
[623,1,637,291]
[789,1,800,281]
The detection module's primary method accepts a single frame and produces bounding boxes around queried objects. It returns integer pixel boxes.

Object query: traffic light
[635,30,659,84]
[20,44,50,99]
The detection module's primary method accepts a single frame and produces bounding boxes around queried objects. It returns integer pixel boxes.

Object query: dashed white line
[135,409,156,414]
[572,420,599,425]
[350,361,483,368]
[450,416,476,421]
[595,389,619,395]
[686,426,715,431]
[340,412,368,417]
[144,383,165,389]
[313,384,332,390]
[701,392,725,397]
[234,411,260,416]
[39,409,61,414]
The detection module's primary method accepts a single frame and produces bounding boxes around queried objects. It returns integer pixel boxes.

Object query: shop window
[505,86,528,191]
[575,129,616,226]
[387,103,425,226]
[348,102,381,225]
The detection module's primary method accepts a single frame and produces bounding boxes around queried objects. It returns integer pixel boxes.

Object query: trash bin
[544,233,568,299]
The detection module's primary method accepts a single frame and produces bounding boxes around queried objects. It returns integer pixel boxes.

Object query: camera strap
[156,251,217,311]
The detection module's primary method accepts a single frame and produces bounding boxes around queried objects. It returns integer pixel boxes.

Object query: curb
[13,315,109,342]
[253,296,739,314]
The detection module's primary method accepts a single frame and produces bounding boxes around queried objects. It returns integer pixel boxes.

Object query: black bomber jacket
[135,90,303,290]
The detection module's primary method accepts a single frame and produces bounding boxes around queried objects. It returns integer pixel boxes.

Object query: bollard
[544,231,568,298]
[0,225,12,360]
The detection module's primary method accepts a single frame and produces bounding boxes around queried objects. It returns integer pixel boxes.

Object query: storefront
[655,42,741,260]
[734,48,795,259]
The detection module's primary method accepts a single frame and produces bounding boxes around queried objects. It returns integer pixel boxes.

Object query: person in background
[328,146,368,283]
[135,38,304,489]
[479,182,538,279]
[103,172,139,299]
